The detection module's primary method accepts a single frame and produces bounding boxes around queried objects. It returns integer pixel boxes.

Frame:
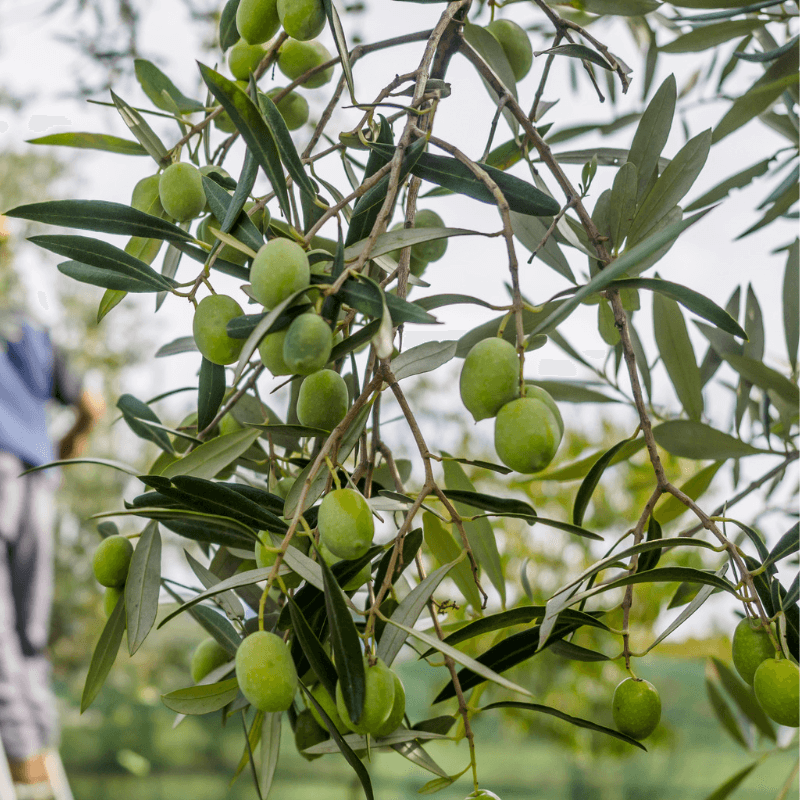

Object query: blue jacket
[0,320,79,466]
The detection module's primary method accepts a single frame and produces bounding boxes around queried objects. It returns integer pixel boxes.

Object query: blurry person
[0,216,104,797]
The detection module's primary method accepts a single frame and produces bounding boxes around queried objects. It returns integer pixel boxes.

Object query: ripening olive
[278,39,333,87]
[283,314,333,375]
[92,535,134,588]
[494,395,562,473]
[410,209,447,263]
[612,677,661,741]
[317,488,374,561]
[250,238,310,309]
[159,162,206,222]
[235,630,298,712]
[277,0,326,41]
[131,174,165,217]
[190,637,231,683]
[265,87,309,130]
[236,0,280,45]
[296,369,348,431]
[228,39,267,80]
[732,618,775,686]
[459,338,519,422]
[485,19,533,81]
[192,294,246,366]
[335,658,396,735]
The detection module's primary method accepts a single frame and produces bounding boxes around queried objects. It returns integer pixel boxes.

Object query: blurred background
[0,0,797,798]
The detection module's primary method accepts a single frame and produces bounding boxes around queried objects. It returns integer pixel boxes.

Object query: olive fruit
[190,637,230,683]
[753,658,799,727]
[465,791,502,799]
[283,314,333,375]
[294,708,328,760]
[494,394,562,473]
[235,630,298,712]
[258,329,292,375]
[274,476,295,499]
[192,294,246,366]
[103,587,124,618]
[265,87,310,130]
[297,369,348,431]
[158,162,206,222]
[410,209,447,263]
[278,39,333,87]
[460,338,519,421]
[228,40,267,80]
[524,384,564,441]
[250,238,310,309]
[236,0,280,44]
[318,540,371,591]
[131,174,165,216]
[92,534,134,588]
[732,618,775,686]
[485,19,533,81]
[318,488,374,560]
[308,683,346,732]
[373,672,406,737]
[335,658,396,735]
[277,0,326,41]
[612,677,661,740]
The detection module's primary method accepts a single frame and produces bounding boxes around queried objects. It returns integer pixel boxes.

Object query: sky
[0,0,796,632]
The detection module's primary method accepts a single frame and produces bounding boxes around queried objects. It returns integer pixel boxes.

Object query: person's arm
[58,389,104,460]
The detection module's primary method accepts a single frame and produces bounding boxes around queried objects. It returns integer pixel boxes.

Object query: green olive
[190,637,231,683]
[296,369,348,431]
[283,314,333,375]
[192,294,246,366]
[236,0,280,45]
[235,630,298,712]
[228,40,267,80]
[277,39,333,88]
[250,238,310,308]
[459,338,519,421]
[317,488,374,560]
[277,0,326,41]
[92,535,134,588]
[494,395,562,473]
[158,162,206,222]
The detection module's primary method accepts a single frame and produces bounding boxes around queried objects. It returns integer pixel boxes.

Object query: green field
[61,655,798,800]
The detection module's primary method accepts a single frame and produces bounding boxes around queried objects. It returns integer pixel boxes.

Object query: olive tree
[6,0,798,796]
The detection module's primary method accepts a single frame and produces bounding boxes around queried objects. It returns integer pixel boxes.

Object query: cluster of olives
[389,209,448,279]
[731,618,799,727]
[232,629,406,751]
[92,534,134,618]
[219,0,335,132]
[460,338,563,474]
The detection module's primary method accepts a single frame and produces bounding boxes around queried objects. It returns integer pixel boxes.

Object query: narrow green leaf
[81,593,126,712]
[256,93,316,197]
[110,90,169,165]
[201,178,263,253]
[197,358,226,432]
[125,521,162,655]
[481,701,646,750]
[463,23,518,135]
[701,762,761,800]
[612,277,747,339]
[118,393,174,453]
[706,677,750,748]
[161,678,240,715]
[783,239,799,371]
[300,684,374,800]
[377,559,460,667]
[531,211,711,338]
[318,546,365,725]
[442,458,506,605]
[653,293,704,420]
[646,565,729,652]
[287,597,338,701]
[538,43,613,70]
[720,352,800,406]
[736,33,799,62]
[713,48,799,143]
[763,523,799,572]
[388,616,534,700]
[638,517,663,572]
[27,131,148,156]
[527,380,619,404]
[711,657,776,741]
[30,234,177,291]
[660,20,764,53]
[653,420,770,459]
[628,129,712,246]
[573,438,633,526]
[511,211,575,283]
[258,711,281,798]
[184,550,244,622]
[162,584,241,655]
[198,64,291,220]
[685,157,772,211]
[320,0,355,102]
[391,341,457,381]
[736,181,799,239]
[161,428,262,480]
[218,0,241,51]
[422,513,482,612]
[134,59,205,112]
[627,74,676,200]
[534,437,645,482]
[21,457,139,477]
[530,516,604,541]
[607,162,638,248]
